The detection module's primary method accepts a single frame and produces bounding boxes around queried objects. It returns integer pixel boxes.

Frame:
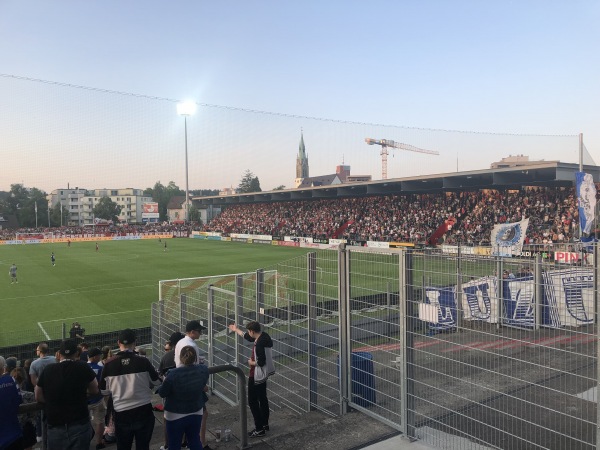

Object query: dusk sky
[1,1,598,193]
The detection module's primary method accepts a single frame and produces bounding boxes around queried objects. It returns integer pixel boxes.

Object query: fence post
[398,248,415,439]
[456,244,463,330]
[338,244,350,415]
[226,301,233,362]
[179,279,188,330]
[535,254,543,330]
[307,252,318,411]
[387,281,392,342]
[151,302,160,369]
[235,275,244,406]
[208,286,215,392]
[496,258,503,331]
[287,298,292,357]
[256,269,265,323]
[61,322,66,340]
[595,241,600,450]
[178,279,183,328]
[594,242,598,324]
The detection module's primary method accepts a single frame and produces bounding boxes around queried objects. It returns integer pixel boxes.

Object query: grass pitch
[0,239,311,345]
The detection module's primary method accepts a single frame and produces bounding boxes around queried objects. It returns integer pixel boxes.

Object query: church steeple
[295,130,309,187]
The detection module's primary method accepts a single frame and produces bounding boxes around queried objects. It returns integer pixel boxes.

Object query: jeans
[114,406,155,450]
[248,378,269,430]
[47,419,92,450]
[166,414,203,450]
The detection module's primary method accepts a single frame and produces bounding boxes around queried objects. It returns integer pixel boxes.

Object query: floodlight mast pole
[177,101,197,223]
[184,115,189,223]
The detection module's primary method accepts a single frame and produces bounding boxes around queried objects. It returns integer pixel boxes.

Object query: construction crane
[365,138,439,180]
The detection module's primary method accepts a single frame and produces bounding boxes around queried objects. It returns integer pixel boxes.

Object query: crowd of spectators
[2,186,591,246]
[0,222,200,241]
[204,186,591,245]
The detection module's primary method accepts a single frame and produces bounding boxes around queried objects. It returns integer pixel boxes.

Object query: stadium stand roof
[194,161,600,206]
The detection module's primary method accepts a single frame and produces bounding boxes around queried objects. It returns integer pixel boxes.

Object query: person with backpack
[228,321,275,437]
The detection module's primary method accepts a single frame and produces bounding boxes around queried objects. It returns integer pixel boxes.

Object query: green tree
[7,184,49,227]
[50,202,70,227]
[272,185,286,191]
[189,205,203,226]
[145,181,184,221]
[238,170,262,193]
[93,196,122,223]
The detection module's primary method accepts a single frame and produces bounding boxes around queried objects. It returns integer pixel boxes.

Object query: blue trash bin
[338,352,376,407]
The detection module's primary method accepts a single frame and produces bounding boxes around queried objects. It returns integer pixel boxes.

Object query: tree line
[0,170,276,227]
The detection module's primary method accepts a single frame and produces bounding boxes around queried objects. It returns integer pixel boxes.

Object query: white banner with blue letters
[419,269,594,331]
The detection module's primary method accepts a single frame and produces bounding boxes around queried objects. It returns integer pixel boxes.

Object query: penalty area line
[38,322,51,340]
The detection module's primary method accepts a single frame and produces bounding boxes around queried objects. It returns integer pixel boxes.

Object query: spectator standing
[21,358,34,392]
[174,320,211,449]
[157,345,210,450]
[0,356,24,450]
[5,356,18,374]
[100,329,161,450]
[79,342,90,361]
[228,321,275,437]
[159,331,185,377]
[100,346,113,366]
[174,320,206,367]
[35,339,99,450]
[29,342,56,443]
[12,366,37,450]
[88,348,107,450]
[29,342,56,387]
[69,322,85,341]
[158,331,185,450]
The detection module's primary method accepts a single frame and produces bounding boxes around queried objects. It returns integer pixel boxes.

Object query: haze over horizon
[1,1,598,193]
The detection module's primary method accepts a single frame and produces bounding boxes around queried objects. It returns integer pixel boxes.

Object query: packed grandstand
[202,186,584,246]
[0,186,589,245]
[1,186,593,246]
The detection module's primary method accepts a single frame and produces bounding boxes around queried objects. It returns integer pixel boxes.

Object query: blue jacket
[157,364,209,414]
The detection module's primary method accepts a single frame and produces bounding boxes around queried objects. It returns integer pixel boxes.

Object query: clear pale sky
[1,1,598,193]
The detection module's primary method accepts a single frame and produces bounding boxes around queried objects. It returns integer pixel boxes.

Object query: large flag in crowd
[576,171,597,236]
[491,218,529,257]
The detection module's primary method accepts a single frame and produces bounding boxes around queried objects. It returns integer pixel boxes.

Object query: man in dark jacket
[35,339,98,450]
[228,321,274,437]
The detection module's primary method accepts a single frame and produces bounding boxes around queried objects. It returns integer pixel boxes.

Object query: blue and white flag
[421,286,457,331]
[543,268,594,328]
[491,218,529,257]
[460,277,499,323]
[502,276,535,328]
[576,171,597,236]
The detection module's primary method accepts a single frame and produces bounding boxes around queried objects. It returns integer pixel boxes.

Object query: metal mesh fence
[410,246,597,450]
[344,247,403,429]
[152,245,599,450]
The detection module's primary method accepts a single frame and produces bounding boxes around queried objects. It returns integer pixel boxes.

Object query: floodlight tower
[177,101,197,222]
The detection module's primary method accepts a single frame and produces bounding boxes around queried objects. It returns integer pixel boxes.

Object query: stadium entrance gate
[152,245,600,450]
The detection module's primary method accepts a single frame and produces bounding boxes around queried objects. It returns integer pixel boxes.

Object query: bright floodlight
[177,101,197,116]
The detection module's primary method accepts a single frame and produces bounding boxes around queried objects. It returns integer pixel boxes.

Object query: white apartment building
[49,187,153,225]
[48,187,87,226]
